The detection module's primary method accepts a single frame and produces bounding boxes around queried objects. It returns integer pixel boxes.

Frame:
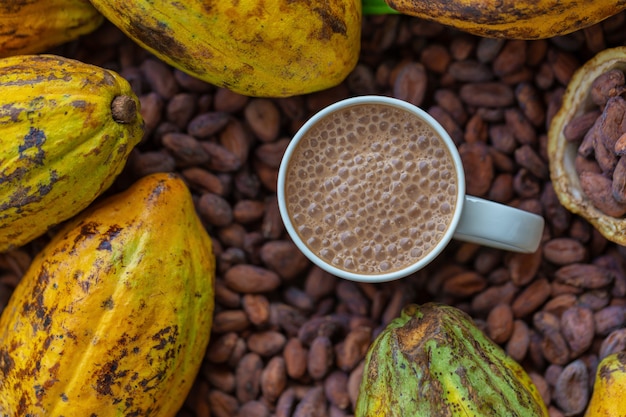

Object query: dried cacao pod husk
[548,46,626,245]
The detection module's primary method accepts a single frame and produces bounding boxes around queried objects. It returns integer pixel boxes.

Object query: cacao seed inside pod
[0,173,215,417]
[355,303,549,417]
[0,54,144,252]
[548,46,626,245]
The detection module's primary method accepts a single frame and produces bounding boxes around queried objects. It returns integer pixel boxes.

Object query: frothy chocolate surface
[284,103,458,275]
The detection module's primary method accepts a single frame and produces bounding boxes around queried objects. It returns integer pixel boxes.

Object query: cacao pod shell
[355,303,549,416]
[585,351,626,417]
[0,0,103,57]
[0,54,143,252]
[382,0,626,40]
[88,0,362,97]
[0,172,215,417]
[548,46,626,245]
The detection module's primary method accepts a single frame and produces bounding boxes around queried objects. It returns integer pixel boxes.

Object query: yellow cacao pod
[373,0,626,40]
[0,54,143,252]
[0,0,103,58]
[88,0,362,97]
[0,172,215,417]
[585,351,626,417]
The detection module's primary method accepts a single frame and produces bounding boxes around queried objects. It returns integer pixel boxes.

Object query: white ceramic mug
[277,96,545,283]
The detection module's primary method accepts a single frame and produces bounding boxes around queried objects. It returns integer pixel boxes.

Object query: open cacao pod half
[548,46,626,245]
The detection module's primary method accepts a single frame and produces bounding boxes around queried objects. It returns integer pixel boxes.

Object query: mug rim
[277,95,466,283]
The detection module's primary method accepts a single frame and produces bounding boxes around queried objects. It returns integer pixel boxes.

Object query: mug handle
[452,196,545,253]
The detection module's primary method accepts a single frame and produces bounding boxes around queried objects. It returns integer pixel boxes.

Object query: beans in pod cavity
[2,12,626,417]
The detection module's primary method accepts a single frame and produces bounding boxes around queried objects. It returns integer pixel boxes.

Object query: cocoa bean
[442,271,487,298]
[248,330,287,357]
[197,192,233,227]
[225,264,281,293]
[612,156,626,203]
[486,303,514,344]
[563,110,601,142]
[560,306,595,357]
[553,359,589,415]
[261,356,287,403]
[235,352,263,403]
[594,305,626,336]
[447,60,493,82]
[554,263,614,289]
[458,142,494,196]
[188,112,231,138]
[459,82,515,107]
[206,332,240,364]
[293,386,326,417]
[542,238,587,265]
[238,401,270,417]
[393,62,427,107]
[324,371,351,410]
[590,68,626,107]
[308,335,334,380]
[141,58,179,99]
[512,278,552,318]
[260,240,309,280]
[242,294,271,326]
[506,319,530,362]
[335,326,372,372]
[208,390,239,417]
[284,338,308,380]
[507,247,543,286]
[212,310,250,333]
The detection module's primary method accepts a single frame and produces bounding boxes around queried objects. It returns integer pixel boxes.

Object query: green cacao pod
[0,54,143,252]
[355,303,549,417]
[0,172,215,416]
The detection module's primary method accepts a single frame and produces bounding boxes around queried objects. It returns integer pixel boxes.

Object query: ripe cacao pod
[0,172,215,417]
[548,46,626,245]
[363,0,626,40]
[355,303,549,416]
[87,0,362,97]
[585,351,626,417]
[0,0,103,58]
[0,54,143,252]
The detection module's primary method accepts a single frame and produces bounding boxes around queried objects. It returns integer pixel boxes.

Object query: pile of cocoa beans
[1,12,626,417]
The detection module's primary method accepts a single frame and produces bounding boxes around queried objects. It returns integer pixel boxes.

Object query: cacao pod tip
[111,95,137,124]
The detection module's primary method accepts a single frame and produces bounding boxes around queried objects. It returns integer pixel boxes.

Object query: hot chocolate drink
[283,102,459,275]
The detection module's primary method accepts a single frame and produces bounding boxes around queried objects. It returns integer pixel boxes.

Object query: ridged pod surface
[585,351,626,417]
[88,0,362,97]
[355,303,549,417]
[0,172,215,417]
[381,0,626,39]
[0,0,103,58]
[0,54,143,252]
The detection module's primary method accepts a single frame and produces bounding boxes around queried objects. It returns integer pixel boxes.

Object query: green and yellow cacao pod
[0,54,143,252]
[88,0,362,97]
[585,351,626,417]
[0,172,215,417]
[355,303,549,417]
[0,0,103,58]
[364,0,626,40]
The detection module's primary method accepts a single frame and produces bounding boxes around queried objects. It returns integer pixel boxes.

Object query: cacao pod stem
[111,95,137,124]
